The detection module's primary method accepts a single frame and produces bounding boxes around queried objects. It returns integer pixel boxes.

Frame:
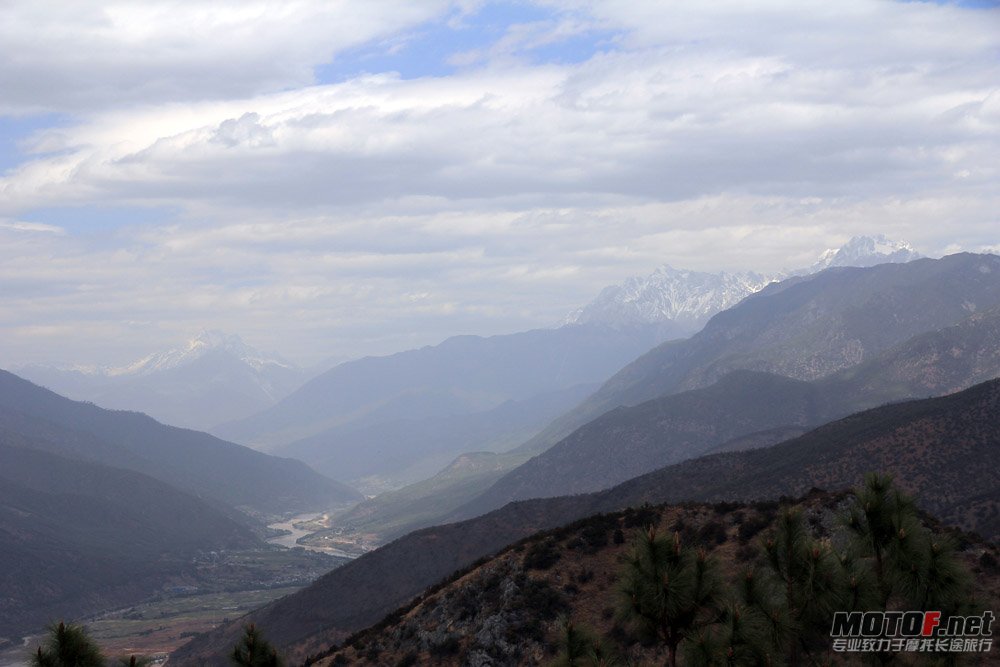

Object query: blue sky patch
[314,1,617,83]
[0,113,71,173]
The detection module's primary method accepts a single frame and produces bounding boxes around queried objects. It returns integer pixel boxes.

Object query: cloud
[0,0,455,114]
[0,1,998,365]
[0,219,64,234]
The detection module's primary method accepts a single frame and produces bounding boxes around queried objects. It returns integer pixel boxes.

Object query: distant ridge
[15,330,309,430]
[457,301,1000,515]
[0,370,362,515]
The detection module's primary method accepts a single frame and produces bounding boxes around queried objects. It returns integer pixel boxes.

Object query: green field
[84,586,302,662]
[80,547,348,663]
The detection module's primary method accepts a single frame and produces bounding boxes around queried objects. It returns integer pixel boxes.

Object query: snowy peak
[567,266,780,327]
[568,235,921,328]
[810,235,922,272]
[12,330,307,430]
[110,330,292,377]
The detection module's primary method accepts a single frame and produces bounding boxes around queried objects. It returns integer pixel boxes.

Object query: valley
[4,3,997,663]
[0,544,345,666]
[5,249,1000,666]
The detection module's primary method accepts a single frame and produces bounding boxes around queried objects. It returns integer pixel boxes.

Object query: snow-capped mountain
[15,331,310,432]
[808,234,921,272]
[567,267,779,329]
[566,235,922,330]
[109,329,292,378]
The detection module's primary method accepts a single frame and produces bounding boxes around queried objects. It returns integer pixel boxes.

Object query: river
[265,512,355,558]
[266,512,324,549]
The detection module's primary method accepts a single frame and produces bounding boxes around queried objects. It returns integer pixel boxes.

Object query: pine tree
[683,602,773,667]
[230,623,283,667]
[618,527,724,667]
[844,473,971,616]
[758,507,844,663]
[31,621,106,667]
[550,616,619,666]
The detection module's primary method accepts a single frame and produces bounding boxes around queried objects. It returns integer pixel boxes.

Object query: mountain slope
[601,377,1000,537]
[0,440,260,640]
[459,305,1000,514]
[170,378,1000,664]
[523,253,1000,459]
[461,371,830,511]
[216,324,668,452]
[16,331,308,431]
[322,259,1000,541]
[0,370,362,516]
[276,383,596,489]
[310,492,994,667]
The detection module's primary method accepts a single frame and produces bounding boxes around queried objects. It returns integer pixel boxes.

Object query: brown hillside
[308,492,1000,666]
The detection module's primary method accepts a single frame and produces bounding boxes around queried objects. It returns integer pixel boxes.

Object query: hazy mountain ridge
[300,252,998,544]
[109,330,292,377]
[0,370,362,516]
[278,383,598,490]
[216,323,669,455]
[457,303,1000,514]
[458,372,830,514]
[170,377,1000,664]
[15,331,309,431]
[0,440,261,641]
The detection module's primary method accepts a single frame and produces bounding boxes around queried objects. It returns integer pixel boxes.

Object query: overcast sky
[1,0,998,366]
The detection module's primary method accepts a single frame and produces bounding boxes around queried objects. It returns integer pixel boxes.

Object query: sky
[1,0,998,367]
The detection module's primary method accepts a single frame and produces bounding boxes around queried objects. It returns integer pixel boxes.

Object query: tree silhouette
[759,507,843,663]
[844,472,970,612]
[550,616,620,667]
[31,621,105,667]
[618,527,724,667]
[230,623,283,667]
[683,601,773,667]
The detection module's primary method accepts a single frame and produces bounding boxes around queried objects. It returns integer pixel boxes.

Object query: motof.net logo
[830,611,995,654]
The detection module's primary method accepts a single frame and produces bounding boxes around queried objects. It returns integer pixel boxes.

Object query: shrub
[524,538,561,570]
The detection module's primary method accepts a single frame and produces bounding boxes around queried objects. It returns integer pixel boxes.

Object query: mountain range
[563,234,920,329]
[0,371,361,517]
[519,253,1000,459]
[333,252,1000,538]
[459,297,1000,516]
[211,236,926,499]
[215,324,669,485]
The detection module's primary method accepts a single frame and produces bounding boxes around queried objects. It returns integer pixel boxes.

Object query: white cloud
[0,0,455,113]
[1,1,999,365]
[0,219,64,234]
